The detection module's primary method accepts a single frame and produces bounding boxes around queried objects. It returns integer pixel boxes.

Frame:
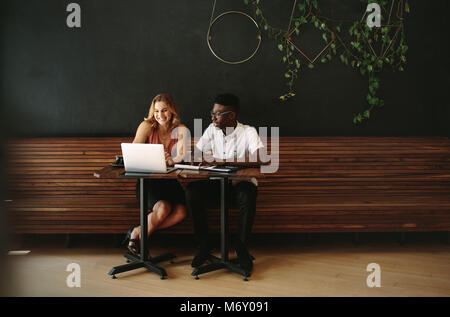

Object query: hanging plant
[336,0,409,124]
[245,0,336,100]
[280,5,336,100]
[244,0,409,125]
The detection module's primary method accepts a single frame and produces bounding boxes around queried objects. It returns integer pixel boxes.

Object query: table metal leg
[191,176,251,281]
[220,177,229,262]
[108,178,176,279]
[140,178,148,261]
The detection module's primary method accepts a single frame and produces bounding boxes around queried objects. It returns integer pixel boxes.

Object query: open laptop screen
[121,143,175,174]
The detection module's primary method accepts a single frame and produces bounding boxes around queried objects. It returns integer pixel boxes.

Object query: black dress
[136,178,185,211]
[135,126,185,211]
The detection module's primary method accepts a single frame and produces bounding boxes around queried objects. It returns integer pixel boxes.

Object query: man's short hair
[214,93,240,114]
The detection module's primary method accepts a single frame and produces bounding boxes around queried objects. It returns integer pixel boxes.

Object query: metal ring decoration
[207,10,262,65]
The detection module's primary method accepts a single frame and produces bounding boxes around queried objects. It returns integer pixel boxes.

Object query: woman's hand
[165,151,175,166]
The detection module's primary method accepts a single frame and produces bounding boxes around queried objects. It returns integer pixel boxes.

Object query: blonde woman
[123,93,188,255]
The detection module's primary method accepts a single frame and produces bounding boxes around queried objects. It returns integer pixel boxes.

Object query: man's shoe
[191,242,212,268]
[234,240,253,272]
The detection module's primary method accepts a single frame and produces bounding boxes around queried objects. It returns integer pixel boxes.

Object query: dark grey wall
[1,0,449,137]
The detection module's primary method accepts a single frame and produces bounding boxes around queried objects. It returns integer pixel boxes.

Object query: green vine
[244,0,409,125]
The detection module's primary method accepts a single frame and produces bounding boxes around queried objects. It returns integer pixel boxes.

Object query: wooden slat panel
[5,137,450,234]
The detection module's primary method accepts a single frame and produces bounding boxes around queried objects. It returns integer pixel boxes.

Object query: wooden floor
[3,233,450,297]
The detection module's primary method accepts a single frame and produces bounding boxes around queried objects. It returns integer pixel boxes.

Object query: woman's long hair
[144,93,180,129]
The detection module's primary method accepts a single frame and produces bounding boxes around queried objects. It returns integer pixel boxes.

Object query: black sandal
[122,227,140,256]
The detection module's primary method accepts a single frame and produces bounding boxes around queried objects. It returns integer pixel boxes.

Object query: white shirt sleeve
[196,124,213,153]
[246,127,264,154]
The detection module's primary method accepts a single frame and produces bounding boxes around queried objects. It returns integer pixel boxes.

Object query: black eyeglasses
[210,110,233,119]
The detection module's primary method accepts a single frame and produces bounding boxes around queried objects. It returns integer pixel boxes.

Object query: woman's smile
[154,101,171,125]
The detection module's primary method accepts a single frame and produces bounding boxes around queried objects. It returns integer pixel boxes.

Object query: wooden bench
[5,137,450,235]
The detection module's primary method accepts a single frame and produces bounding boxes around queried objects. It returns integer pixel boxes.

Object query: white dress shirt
[196,121,264,185]
[196,122,264,159]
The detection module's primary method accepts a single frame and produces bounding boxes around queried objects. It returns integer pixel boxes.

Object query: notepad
[174,164,241,173]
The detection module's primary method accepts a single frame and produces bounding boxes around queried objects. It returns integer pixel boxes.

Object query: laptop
[121,143,177,175]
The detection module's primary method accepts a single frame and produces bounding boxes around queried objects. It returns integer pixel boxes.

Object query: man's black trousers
[185,179,258,246]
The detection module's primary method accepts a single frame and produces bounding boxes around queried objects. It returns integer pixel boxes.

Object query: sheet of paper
[8,250,31,255]
[174,164,200,170]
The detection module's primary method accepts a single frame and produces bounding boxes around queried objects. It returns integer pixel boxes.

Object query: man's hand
[200,153,225,166]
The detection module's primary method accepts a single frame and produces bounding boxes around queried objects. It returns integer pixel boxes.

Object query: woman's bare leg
[157,203,187,230]
[129,200,172,245]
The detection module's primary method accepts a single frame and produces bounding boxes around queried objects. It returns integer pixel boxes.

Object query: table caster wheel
[195,275,199,280]
[111,275,117,279]
[243,277,249,281]
[160,276,167,280]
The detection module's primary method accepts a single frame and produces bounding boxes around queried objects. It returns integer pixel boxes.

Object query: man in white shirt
[185,94,264,273]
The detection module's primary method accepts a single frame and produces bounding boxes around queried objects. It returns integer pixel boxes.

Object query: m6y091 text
[224,301,269,312]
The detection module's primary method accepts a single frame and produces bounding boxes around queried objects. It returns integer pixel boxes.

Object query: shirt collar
[219,121,242,138]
